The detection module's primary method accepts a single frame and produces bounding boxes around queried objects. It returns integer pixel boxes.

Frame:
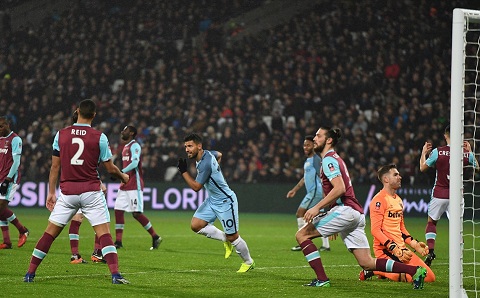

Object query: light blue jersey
[194,150,239,234]
[300,154,323,210]
[195,150,235,201]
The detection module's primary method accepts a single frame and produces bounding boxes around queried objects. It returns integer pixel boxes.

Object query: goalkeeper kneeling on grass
[360,164,435,283]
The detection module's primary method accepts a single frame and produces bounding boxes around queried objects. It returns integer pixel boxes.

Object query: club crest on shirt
[135,148,139,154]
[375,202,381,210]
[328,163,335,172]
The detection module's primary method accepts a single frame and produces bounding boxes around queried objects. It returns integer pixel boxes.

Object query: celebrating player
[360,164,435,283]
[178,132,255,273]
[420,124,479,266]
[286,135,329,252]
[113,125,162,250]
[0,116,29,249]
[297,126,427,289]
[24,99,130,284]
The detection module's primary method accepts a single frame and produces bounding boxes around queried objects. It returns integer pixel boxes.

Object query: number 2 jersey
[53,123,113,195]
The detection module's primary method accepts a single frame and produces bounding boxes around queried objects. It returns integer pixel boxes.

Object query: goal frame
[451,8,480,298]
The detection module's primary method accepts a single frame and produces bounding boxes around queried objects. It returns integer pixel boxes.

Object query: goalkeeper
[360,164,435,283]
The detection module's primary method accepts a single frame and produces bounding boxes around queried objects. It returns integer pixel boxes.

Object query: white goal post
[451,8,480,298]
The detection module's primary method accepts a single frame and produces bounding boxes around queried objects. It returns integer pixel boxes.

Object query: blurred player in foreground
[178,132,254,273]
[360,163,435,283]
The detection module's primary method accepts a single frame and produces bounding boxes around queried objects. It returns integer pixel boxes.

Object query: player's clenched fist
[0,178,11,195]
[177,158,188,174]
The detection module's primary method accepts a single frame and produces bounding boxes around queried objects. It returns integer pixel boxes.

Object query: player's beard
[188,150,198,159]
[314,141,325,153]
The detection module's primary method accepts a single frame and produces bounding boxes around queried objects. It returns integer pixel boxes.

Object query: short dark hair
[305,135,314,142]
[78,99,96,119]
[184,132,203,144]
[126,125,137,138]
[320,126,342,147]
[444,124,450,135]
[377,163,397,182]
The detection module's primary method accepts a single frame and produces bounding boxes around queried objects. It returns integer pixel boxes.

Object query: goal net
[451,8,480,298]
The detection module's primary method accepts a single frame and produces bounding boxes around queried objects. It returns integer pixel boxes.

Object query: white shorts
[114,189,144,212]
[49,190,110,227]
[313,205,370,250]
[428,197,463,221]
[0,183,19,202]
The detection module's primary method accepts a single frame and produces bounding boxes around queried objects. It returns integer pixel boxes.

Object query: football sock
[197,224,226,241]
[231,236,253,264]
[425,221,436,251]
[0,222,10,245]
[115,210,125,242]
[99,233,119,275]
[300,239,328,281]
[375,258,417,276]
[69,220,81,255]
[322,237,330,248]
[2,208,28,234]
[135,214,158,237]
[297,217,306,230]
[28,232,55,273]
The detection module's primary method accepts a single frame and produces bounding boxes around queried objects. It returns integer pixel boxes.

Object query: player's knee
[226,233,239,242]
[295,229,307,243]
[191,223,201,233]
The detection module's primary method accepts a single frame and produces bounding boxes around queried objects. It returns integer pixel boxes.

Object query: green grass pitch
[0,208,457,297]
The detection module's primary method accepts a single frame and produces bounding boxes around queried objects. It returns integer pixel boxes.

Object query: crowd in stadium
[0,0,475,185]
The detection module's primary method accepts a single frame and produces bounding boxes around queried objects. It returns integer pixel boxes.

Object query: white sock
[232,236,253,264]
[297,217,306,230]
[197,224,226,242]
[322,237,330,248]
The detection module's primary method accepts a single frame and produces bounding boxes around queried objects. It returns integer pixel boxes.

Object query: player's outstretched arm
[287,177,305,198]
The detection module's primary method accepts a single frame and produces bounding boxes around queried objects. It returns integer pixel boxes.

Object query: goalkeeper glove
[177,158,188,174]
[385,240,413,263]
[410,239,429,256]
[0,179,11,196]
